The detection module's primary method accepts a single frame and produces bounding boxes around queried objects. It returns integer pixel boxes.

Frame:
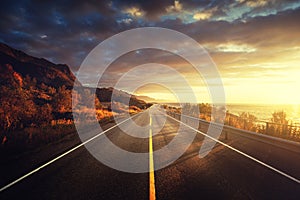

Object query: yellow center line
[149,114,156,200]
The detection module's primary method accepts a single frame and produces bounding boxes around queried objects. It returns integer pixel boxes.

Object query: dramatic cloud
[1,0,300,103]
[123,6,145,17]
[166,0,183,13]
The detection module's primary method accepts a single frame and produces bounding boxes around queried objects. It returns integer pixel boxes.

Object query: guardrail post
[224,131,228,140]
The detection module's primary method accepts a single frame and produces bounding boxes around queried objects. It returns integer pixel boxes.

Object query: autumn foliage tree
[52,85,72,113]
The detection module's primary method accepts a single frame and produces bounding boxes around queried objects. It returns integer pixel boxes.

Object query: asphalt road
[1,105,300,199]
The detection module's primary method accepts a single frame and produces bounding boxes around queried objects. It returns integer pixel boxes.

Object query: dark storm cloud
[0,0,121,67]
[0,0,299,70]
[156,7,300,49]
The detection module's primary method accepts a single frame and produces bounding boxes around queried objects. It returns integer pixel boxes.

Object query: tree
[0,84,38,130]
[40,82,48,90]
[48,86,56,95]
[271,111,288,125]
[238,112,257,131]
[95,97,103,110]
[38,103,53,125]
[53,85,72,113]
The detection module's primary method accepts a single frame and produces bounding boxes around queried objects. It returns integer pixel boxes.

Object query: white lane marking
[0,113,144,192]
[162,111,300,184]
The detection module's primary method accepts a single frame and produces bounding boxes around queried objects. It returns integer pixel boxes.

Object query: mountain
[95,87,150,109]
[0,43,76,89]
[0,42,151,133]
[134,95,158,103]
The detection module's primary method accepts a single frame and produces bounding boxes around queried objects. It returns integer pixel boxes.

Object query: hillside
[0,43,76,89]
[134,95,158,103]
[0,42,151,134]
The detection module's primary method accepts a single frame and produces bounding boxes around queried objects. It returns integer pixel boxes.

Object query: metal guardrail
[227,118,300,139]
[166,111,300,154]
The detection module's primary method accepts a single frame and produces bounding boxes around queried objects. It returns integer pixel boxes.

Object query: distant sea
[226,104,300,124]
[165,103,300,124]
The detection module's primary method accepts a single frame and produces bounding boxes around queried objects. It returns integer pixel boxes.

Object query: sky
[1,0,300,104]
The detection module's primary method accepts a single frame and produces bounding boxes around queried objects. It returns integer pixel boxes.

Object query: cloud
[214,43,257,53]
[166,0,183,13]
[237,0,270,8]
[193,12,212,21]
[1,0,299,103]
[40,34,48,39]
[1,0,300,75]
[123,6,145,17]
[193,7,217,21]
